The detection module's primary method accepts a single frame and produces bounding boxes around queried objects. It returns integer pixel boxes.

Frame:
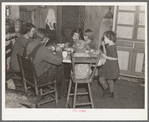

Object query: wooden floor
[40,78,145,109]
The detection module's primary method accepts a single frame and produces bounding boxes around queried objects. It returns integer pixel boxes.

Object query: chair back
[6,41,13,69]
[6,36,19,71]
[71,53,100,80]
[17,54,37,87]
[6,41,13,60]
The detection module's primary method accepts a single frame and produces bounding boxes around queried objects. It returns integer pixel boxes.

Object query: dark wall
[59,6,85,44]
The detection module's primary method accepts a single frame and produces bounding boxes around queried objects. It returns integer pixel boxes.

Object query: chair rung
[70,93,74,96]
[70,92,89,96]
[42,89,55,93]
[49,94,55,98]
[39,98,56,105]
[41,90,56,96]
[76,102,91,106]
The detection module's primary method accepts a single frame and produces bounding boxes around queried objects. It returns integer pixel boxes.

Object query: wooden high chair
[66,53,100,108]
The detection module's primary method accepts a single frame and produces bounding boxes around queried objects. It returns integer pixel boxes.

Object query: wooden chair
[66,53,100,108]
[6,36,23,90]
[17,54,58,108]
[6,40,13,76]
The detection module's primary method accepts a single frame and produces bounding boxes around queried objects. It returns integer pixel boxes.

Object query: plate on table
[47,46,55,51]
[64,48,73,52]
[88,50,101,57]
[57,43,65,48]
[90,50,100,54]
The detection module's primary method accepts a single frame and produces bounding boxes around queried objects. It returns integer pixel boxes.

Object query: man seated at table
[10,23,36,72]
[23,28,66,99]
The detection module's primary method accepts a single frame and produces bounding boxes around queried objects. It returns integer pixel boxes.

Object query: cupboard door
[114,6,145,78]
[130,49,145,78]
[130,6,145,77]
[117,47,133,75]
[115,6,136,75]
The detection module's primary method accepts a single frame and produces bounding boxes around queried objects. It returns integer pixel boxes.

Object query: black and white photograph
[2,2,148,121]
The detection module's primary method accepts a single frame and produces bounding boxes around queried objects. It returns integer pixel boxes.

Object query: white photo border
[2,2,148,121]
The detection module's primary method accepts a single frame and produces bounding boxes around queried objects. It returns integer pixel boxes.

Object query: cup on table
[48,46,55,51]
[62,51,68,58]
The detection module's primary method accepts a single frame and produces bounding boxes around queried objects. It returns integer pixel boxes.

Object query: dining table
[62,48,102,80]
[62,47,101,62]
[48,43,103,81]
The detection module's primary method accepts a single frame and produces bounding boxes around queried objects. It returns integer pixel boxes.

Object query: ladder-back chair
[17,54,58,108]
[6,36,23,90]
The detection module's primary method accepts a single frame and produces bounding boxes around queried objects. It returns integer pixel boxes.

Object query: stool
[66,79,94,108]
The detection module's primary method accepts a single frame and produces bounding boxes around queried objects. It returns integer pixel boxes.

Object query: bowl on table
[90,50,101,55]
[64,47,73,52]
[57,43,65,48]
[47,45,56,52]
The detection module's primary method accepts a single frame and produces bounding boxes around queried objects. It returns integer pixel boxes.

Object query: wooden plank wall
[57,6,85,44]
[84,6,114,49]
[34,6,57,29]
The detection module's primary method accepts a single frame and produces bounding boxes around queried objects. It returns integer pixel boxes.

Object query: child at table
[84,29,95,50]
[71,28,84,43]
[99,31,120,98]
[73,40,92,79]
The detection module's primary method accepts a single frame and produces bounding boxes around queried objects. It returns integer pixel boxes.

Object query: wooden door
[114,6,145,78]
[131,6,145,78]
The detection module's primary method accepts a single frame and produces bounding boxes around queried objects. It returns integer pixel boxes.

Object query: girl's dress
[99,44,120,79]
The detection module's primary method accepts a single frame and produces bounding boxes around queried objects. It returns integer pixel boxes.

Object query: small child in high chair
[99,31,120,98]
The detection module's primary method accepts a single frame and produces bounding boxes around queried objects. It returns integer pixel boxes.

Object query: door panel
[117,26,133,39]
[135,53,144,72]
[117,50,129,71]
[114,6,145,78]
[117,51,123,70]
[138,13,145,25]
[118,6,136,11]
[137,27,145,40]
[117,12,135,25]
[117,47,133,75]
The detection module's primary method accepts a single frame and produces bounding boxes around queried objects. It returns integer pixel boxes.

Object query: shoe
[104,92,114,98]
[108,92,114,98]
[58,94,67,100]
[102,88,110,98]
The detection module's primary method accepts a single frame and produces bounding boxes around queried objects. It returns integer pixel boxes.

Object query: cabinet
[114,6,145,78]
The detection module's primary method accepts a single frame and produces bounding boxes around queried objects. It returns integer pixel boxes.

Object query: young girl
[99,31,120,98]
[84,29,95,50]
[71,28,84,42]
